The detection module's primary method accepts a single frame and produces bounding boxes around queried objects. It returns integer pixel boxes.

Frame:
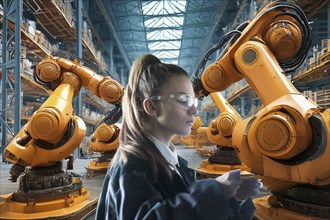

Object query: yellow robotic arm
[35,56,124,104]
[193,2,329,219]
[89,123,120,152]
[4,72,85,169]
[4,56,124,169]
[196,92,252,178]
[193,2,307,98]
[207,92,242,146]
[1,55,125,218]
[85,106,121,176]
[89,106,121,153]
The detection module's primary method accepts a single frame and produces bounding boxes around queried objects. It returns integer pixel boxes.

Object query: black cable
[193,2,311,79]
[192,30,242,80]
[253,2,311,72]
[93,105,122,131]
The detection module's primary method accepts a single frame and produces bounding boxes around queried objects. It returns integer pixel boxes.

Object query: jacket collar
[148,135,179,167]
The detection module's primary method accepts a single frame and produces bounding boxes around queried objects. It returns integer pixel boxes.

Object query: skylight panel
[142,1,186,15]
[148,41,181,50]
[144,16,185,28]
[154,50,180,59]
[146,29,182,41]
[141,0,187,63]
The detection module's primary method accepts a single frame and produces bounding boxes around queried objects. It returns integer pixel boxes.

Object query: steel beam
[96,0,131,69]
[14,0,22,134]
[1,0,8,161]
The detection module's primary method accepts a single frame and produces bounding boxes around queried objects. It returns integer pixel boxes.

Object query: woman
[96,54,262,220]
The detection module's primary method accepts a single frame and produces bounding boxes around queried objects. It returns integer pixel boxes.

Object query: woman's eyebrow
[175,92,189,95]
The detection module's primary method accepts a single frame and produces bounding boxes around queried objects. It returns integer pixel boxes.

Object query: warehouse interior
[0,0,330,219]
[1,0,329,158]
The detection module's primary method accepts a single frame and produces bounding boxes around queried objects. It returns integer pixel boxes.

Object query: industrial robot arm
[4,72,85,170]
[4,55,124,180]
[85,106,122,176]
[193,2,310,97]
[0,54,125,217]
[35,56,124,105]
[89,105,122,153]
[206,92,242,147]
[194,92,251,178]
[205,92,247,167]
[192,3,329,217]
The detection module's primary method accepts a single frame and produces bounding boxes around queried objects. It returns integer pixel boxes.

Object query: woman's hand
[215,169,242,199]
[235,177,263,200]
[215,169,263,200]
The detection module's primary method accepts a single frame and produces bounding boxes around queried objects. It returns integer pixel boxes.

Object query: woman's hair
[114,54,189,181]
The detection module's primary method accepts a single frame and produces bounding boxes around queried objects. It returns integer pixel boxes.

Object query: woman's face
[152,75,198,139]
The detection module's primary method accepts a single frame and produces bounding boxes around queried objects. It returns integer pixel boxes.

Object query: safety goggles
[149,94,198,110]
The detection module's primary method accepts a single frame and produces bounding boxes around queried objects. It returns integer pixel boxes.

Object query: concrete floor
[0,145,269,219]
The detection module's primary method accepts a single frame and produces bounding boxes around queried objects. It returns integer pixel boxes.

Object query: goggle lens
[148,94,198,110]
[169,94,198,109]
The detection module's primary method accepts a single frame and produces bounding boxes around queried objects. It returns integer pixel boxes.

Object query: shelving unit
[227,82,251,103]
[317,89,330,107]
[24,0,107,68]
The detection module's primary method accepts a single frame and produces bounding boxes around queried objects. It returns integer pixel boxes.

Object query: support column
[1,0,8,161]
[120,67,125,86]
[76,0,83,159]
[328,4,330,38]
[240,97,246,119]
[76,0,83,117]
[250,0,255,18]
[14,0,22,134]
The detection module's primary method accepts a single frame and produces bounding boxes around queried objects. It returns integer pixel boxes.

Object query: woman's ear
[143,99,156,117]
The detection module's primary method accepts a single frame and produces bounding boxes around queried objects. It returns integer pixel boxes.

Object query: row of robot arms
[189,1,329,220]
[0,55,123,218]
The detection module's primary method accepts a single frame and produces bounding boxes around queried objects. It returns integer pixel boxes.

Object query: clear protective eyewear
[149,94,198,110]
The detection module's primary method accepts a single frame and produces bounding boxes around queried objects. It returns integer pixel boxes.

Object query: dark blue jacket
[95,153,255,220]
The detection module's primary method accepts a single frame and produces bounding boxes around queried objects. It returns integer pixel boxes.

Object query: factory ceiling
[87,0,330,79]
[88,0,242,77]
[16,0,330,82]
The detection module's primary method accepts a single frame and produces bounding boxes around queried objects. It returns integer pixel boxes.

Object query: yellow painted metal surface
[0,188,97,220]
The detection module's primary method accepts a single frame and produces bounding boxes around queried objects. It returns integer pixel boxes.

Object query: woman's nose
[188,104,198,116]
